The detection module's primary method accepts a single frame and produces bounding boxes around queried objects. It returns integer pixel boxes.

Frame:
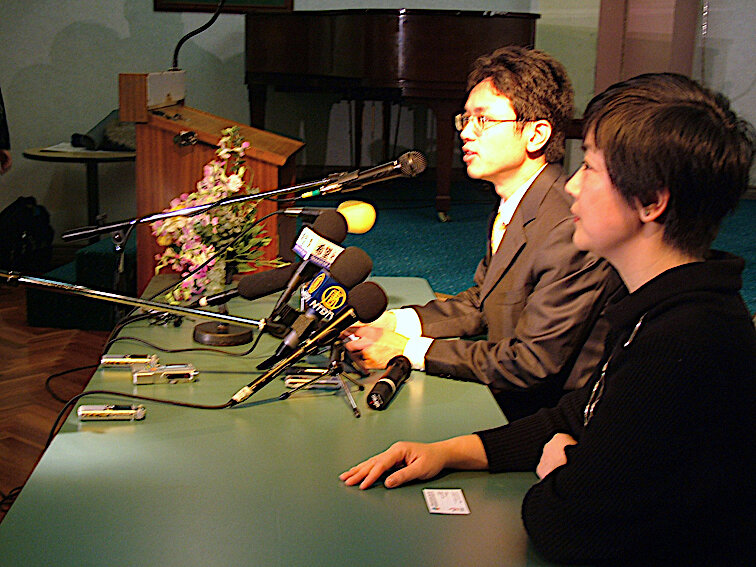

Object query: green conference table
[0,277,557,566]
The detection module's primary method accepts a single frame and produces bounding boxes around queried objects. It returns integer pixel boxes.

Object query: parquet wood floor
[0,285,108,523]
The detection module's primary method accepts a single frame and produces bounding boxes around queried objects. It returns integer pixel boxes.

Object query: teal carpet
[309,177,756,312]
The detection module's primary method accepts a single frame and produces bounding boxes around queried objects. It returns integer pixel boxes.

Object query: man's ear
[638,189,670,223]
[525,120,553,153]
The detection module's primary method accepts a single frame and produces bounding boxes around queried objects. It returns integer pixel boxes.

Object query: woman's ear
[526,120,553,154]
[638,189,670,223]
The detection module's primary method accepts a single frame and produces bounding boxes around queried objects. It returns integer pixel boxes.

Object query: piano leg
[382,101,392,161]
[353,99,364,167]
[423,98,458,222]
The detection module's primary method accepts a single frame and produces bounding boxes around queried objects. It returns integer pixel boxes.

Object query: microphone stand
[60,175,347,243]
[278,342,365,418]
[61,150,426,242]
[193,301,255,346]
[0,270,264,331]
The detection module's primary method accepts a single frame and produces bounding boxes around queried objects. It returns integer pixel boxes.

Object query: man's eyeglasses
[454,114,518,134]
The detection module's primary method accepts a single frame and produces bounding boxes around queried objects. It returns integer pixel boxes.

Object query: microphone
[281,201,376,235]
[229,281,387,406]
[191,263,299,307]
[367,355,412,410]
[269,209,349,318]
[257,246,373,369]
[300,151,427,198]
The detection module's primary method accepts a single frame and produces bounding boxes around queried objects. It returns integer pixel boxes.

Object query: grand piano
[245,9,539,220]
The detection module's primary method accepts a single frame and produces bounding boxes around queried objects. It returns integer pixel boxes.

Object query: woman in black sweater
[341,73,755,564]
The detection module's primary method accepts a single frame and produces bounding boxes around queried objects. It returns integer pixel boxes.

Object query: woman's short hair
[468,46,574,163]
[583,73,755,256]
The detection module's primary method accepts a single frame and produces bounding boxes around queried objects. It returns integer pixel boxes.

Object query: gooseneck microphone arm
[0,271,263,330]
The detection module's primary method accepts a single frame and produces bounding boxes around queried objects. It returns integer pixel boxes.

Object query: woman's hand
[536,433,577,479]
[340,436,488,490]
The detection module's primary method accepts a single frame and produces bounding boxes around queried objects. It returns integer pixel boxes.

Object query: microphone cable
[102,327,265,359]
[0,486,22,517]
[44,389,234,451]
[171,0,226,71]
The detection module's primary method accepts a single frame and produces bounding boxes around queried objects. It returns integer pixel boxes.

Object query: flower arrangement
[151,126,278,303]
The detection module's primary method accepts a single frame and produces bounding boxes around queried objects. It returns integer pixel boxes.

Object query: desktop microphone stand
[278,342,365,418]
[193,302,254,346]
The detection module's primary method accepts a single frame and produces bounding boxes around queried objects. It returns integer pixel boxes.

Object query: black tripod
[278,342,367,418]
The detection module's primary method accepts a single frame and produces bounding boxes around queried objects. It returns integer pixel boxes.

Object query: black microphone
[191,263,299,307]
[269,210,349,318]
[367,355,412,410]
[229,281,388,406]
[300,151,427,198]
[257,246,373,369]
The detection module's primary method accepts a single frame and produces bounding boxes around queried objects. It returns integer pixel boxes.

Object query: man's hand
[343,326,408,369]
[364,311,397,331]
[344,311,397,333]
[536,433,577,479]
[339,436,487,490]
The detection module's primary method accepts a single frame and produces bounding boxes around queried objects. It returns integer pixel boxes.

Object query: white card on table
[422,488,470,515]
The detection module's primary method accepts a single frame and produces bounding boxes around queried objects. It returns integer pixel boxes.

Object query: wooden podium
[119,72,304,294]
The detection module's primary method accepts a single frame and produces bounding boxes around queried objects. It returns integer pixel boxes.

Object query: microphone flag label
[300,271,348,321]
[293,227,344,268]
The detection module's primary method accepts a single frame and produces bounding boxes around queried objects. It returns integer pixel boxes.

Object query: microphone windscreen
[310,209,348,243]
[347,281,388,323]
[328,247,373,288]
[399,151,427,177]
[237,263,300,300]
[336,201,376,234]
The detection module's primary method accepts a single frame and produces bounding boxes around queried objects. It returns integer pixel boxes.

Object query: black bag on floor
[0,196,54,272]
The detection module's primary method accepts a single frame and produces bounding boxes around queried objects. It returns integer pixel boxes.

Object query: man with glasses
[346,46,621,420]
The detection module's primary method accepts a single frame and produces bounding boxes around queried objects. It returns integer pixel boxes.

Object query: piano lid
[245,9,539,99]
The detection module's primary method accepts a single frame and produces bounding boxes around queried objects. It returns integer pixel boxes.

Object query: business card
[422,488,470,515]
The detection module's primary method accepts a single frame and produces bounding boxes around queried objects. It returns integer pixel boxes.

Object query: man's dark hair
[583,73,755,256]
[468,45,574,163]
